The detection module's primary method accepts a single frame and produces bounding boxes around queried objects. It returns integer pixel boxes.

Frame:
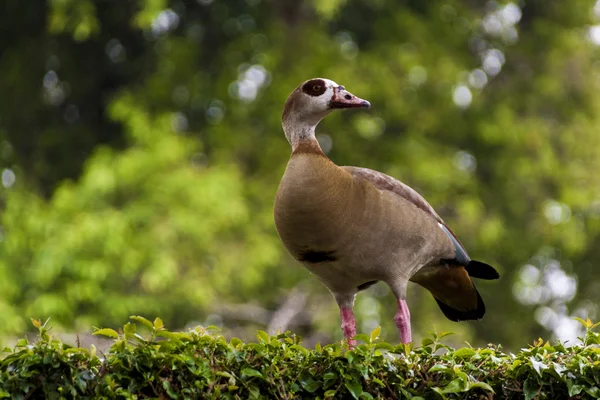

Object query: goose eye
[302,79,326,96]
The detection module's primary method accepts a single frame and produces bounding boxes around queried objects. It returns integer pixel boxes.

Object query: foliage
[0,95,282,335]
[1,318,600,399]
[2,0,600,348]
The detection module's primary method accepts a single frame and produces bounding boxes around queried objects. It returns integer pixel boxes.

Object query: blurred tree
[0,0,599,348]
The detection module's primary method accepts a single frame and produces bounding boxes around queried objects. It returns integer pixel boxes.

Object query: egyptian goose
[274,78,499,345]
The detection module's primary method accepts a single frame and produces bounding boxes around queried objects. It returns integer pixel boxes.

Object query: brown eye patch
[301,79,327,96]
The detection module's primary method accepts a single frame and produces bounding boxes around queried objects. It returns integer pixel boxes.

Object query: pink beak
[329,85,371,109]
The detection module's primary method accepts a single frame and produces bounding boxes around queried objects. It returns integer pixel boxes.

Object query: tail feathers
[466,260,500,280]
[434,289,486,322]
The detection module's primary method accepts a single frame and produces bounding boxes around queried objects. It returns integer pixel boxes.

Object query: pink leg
[340,307,357,347]
[394,299,412,344]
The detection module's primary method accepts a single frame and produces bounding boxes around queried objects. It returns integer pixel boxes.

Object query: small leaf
[345,380,363,400]
[346,352,355,364]
[523,377,540,400]
[130,315,153,329]
[248,385,260,400]
[421,337,434,347]
[372,378,385,387]
[437,331,456,339]
[123,322,136,337]
[374,342,394,351]
[470,381,495,393]
[153,317,164,330]
[428,364,449,373]
[256,330,269,343]
[370,326,381,343]
[30,318,41,328]
[93,328,119,338]
[453,347,476,359]
[568,380,584,396]
[550,362,567,379]
[300,377,320,393]
[441,378,466,394]
[354,334,370,343]
[529,357,548,376]
[585,386,600,397]
[324,389,337,398]
[162,380,178,399]
[323,372,338,382]
[241,368,263,379]
[431,387,447,399]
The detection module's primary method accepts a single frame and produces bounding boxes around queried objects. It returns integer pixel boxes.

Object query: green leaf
[567,380,584,396]
[523,377,540,400]
[421,337,434,347]
[529,357,548,376]
[256,330,269,343]
[130,316,153,329]
[354,334,370,343]
[575,317,593,329]
[372,378,385,387]
[248,385,261,400]
[344,380,363,400]
[431,388,447,399]
[470,382,495,393]
[241,368,263,379]
[153,317,164,330]
[123,322,136,337]
[163,380,179,399]
[300,376,321,392]
[93,328,119,338]
[584,386,600,397]
[323,372,338,382]
[370,326,381,343]
[428,364,449,373]
[324,389,337,398]
[441,378,466,394]
[374,342,394,351]
[453,347,476,359]
[437,331,456,339]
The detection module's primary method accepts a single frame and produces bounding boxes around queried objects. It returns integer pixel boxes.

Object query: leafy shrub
[0,96,284,336]
[1,317,599,399]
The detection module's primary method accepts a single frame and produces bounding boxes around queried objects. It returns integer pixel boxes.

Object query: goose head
[282,78,370,147]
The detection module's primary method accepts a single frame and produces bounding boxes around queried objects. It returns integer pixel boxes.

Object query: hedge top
[1,316,599,399]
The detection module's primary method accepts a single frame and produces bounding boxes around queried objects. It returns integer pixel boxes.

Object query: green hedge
[1,317,599,399]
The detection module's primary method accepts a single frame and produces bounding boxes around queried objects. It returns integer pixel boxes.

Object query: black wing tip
[434,290,486,322]
[466,260,500,280]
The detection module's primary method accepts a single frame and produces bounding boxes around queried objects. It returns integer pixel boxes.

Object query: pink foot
[340,307,357,348]
[394,299,412,344]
